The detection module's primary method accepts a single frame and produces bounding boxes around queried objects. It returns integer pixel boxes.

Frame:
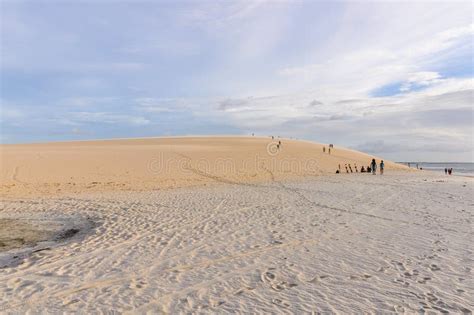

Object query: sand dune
[0,136,407,197]
[3,136,470,313]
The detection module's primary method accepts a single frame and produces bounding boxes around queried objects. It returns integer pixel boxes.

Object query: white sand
[0,172,472,313]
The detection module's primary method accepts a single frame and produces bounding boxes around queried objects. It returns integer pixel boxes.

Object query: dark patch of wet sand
[0,219,57,252]
[0,219,80,252]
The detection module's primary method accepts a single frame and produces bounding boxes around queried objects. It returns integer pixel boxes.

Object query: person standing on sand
[328,147,331,154]
[371,159,377,175]
[323,146,326,153]
[380,160,384,175]
[445,168,448,175]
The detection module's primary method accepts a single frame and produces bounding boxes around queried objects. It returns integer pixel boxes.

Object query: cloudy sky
[1,1,473,161]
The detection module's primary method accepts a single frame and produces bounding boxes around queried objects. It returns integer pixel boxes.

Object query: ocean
[398,162,474,177]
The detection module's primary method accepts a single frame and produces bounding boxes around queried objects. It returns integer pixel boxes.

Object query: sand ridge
[0,136,408,197]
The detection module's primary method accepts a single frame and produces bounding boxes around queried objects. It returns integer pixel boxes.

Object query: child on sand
[380,160,384,175]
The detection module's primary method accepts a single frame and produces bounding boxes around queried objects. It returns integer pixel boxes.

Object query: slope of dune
[0,136,408,197]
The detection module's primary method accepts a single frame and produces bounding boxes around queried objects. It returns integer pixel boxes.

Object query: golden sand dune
[0,136,407,196]
[1,137,472,313]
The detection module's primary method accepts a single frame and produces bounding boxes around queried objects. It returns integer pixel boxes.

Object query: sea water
[398,162,474,177]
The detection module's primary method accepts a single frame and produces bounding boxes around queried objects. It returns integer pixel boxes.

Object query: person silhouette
[371,159,377,175]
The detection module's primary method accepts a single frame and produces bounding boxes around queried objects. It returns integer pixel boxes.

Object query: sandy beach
[0,137,472,313]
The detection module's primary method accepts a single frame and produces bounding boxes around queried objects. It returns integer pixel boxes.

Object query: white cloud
[399,72,442,92]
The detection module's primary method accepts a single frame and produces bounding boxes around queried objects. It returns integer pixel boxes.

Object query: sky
[0,0,473,162]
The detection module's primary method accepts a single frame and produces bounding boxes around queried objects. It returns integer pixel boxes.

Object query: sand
[0,136,406,197]
[0,137,472,313]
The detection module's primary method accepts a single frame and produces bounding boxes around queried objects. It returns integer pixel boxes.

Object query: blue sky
[1,1,473,161]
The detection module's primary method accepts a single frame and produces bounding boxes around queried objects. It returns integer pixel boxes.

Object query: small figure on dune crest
[371,159,377,175]
[355,164,358,172]
[348,164,353,173]
[345,164,349,173]
[380,160,384,175]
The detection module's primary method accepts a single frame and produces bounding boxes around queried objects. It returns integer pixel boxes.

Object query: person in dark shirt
[370,159,377,175]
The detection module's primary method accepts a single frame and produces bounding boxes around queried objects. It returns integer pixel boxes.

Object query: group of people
[322,144,334,155]
[368,159,384,175]
[445,168,453,175]
[336,159,384,175]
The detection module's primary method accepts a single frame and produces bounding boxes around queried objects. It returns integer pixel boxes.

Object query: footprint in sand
[417,276,432,284]
[308,275,329,284]
[272,298,290,308]
[233,286,256,296]
[130,279,146,289]
[262,271,276,282]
